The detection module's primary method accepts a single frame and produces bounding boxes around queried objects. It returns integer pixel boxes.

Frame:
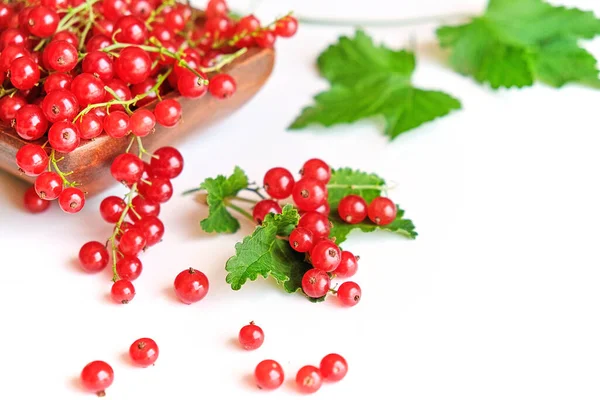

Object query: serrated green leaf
[329,206,417,244]
[437,0,600,88]
[290,30,460,139]
[327,168,386,209]
[199,166,249,233]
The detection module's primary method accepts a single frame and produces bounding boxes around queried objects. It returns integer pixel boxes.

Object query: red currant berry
[310,239,341,272]
[129,109,155,137]
[103,0,128,21]
[80,361,114,396]
[115,15,147,44]
[338,194,367,224]
[206,0,228,19]
[86,34,111,52]
[131,77,160,106]
[76,112,104,140]
[104,78,132,111]
[298,211,331,239]
[9,56,39,90]
[118,227,146,256]
[174,268,209,304]
[71,72,105,106]
[129,338,159,367]
[52,30,78,46]
[117,221,135,239]
[0,45,29,74]
[138,176,173,203]
[314,202,330,216]
[177,70,208,98]
[111,279,135,304]
[15,104,48,140]
[93,18,114,36]
[104,110,130,138]
[128,195,160,220]
[295,365,322,394]
[79,241,109,272]
[135,216,164,246]
[150,147,183,178]
[82,51,114,83]
[252,199,282,224]
[292,178,327,211]
[334,251,358,279]
[263,167,294,199]
[58,187,85,213]
[234,15,259,47]
[48,120,80,153]
[337,281,361,306]
[154,99,182,127]
[41,89,78,123]
[43,40,77,72]
[15,143,48,176]
[111,153,144,185]
[319,353,348,382]
[302,268,330,298]
[274,16,298,38]
[301,158,331,183]
[164,5,190,33]
[43,72,72,92]
[208,73,236,99]
[254,360,284,390]
[100,195,126,223]
[34,171,62,200]
[115,46,151,84]
[367,196,397,225]
[0,94,26,123]
[116,256,143,280]
[289,227,314,252]
[27,6,58,38]
[23,186,50,213]
[238,322,264,350]
[255,30,276,48]
[0,4,13,30]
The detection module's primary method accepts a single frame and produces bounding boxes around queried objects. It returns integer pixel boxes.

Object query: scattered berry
[254,360,284,390]
[80,360,114,397]
[319,353,348,381]
[289,227,314,252]
[295,365,322,394]
[238,322,264,350]
[129,338,159,367]
[174,268,209,304]
[79,241,109,273]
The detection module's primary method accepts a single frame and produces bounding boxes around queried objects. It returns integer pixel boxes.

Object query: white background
[1,0,600,398]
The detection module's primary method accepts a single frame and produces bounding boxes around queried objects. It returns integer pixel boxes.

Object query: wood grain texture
[0,47,275,195]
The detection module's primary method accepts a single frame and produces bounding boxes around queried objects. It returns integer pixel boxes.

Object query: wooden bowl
[0,47,275,195]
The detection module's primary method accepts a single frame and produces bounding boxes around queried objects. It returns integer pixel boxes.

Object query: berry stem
[57,0,101,31]
[107,183,137,281]
[49,149,76,187]
[145,0,176,28]
[201,48,247,73]
[243,187,266,199]
[0,86,17,97]
[79,0,97,51]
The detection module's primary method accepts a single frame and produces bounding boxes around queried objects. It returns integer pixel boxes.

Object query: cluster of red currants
[2,0,297,213]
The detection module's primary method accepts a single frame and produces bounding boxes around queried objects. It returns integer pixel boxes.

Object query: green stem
[232,196,258,205]
[182,187,202,196]
[201,48,247,73]
[56,0,101,31]
[108,183,137,282]
[0,86,17,97]
[243,187,266,200]
[78,0,96,51]
[226,202,254,222]
[49,150,76,187]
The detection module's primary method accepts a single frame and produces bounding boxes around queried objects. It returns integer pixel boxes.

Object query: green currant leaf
[437,0,600,88]
[327,168,387,210]
[289,30,461,139]
[199,166,249,234]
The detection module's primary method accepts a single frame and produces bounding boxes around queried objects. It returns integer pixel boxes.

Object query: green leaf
[329,206,418,244]
[437,0,600,88]
[327,168,386,209]
[290,30,461,139]
[225,205,313,294]
[199,166,249,234]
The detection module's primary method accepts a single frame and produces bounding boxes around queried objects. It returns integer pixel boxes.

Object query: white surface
[1,1,600,399]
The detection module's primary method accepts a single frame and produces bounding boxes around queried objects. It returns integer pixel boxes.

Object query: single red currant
[0,94,26,123]
[99,196,125,223]
[111,279,135,304]
[319,353,348,382]
[128,195,160,220]
[76,112,104,140]
[263,167,294,199]
[292,178,327,211]
[43,72,72,92]
[138,176,173,203]
[80,361,114,396]
[71,72,106,106]
[27,6,58,38]
[52,30,78,46]
[115,46,152,84]
[15,143,48,176]
[129,109,156,137]
[104,110,130,138]
[150,147,183,178]
[301,268,330,298]
[131,77,160,106]
[47,120,80,153]
[338,194,367,224]
[295,365,322,394]
[254,360,284,390]
[234,15,259,47]
[58,187,85,213]
[164,4,190,33]
[205,0,228,19]
[252,199,282,224]
[174,268,209,304]
[82,51,114,83]
[298,211,331,238]
[9,56,39,90]
[41,88,79,123]
[367,196,397,225]
[274,16,298,38]
[104,78,132,111]
[310,239,341,272]
[93,18,114,36]
[129,338,159,367]
[238,322,264,350]
[289,227,314,252]
[43,40,78,72]
[23,186,50,213]
[177,70,208,98]
[0,44,29,73]
[334,251,358,279]
[86,34,111,52]
[110,153,144,185]
[118,227,146,256]
[135,216,164,246]
[116,256,142,281]
[154,99,182,127]
[34,171,62,200]
[337,281,361,306]
[114,15,147,44]
[15,104,48,141]
[103,0,128,21]
[208,73,236,99]
[78,241,109,273]
[301,158,331,183]
[255,30,275,48]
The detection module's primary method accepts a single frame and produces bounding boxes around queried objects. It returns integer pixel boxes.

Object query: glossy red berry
[310,239,341,272]
[111,153,144,185]
[208,73,236,99]
[15,104,48,140]
[234,15,259,47]
[100,195,126,223]
[104,78,132,111]
[338,194,367,224]
[118,227,146,256]
[289,227,314,252]
[86,34,111,52]
[254,360,284,390]
[15,143,48,176]
[52,30,78,46]
[0,94,26,123]
[128,195,160,220]
[337,281,361,306]
[23,186,50,213]
[138,176,173,203]
[115,46,152,84]
[238,322,264,350]
[104,110,130,138]
[82,51,114,82]
[164,5,191,33]
[80,361,114,396]
[76,112,104,140]
[301,158,331,183]
[48,120,80,153]
[58,187,85,213]
[27,6,58,38]
[129,109,156,137]
[154,99,182,127]
[93,18,114,36]
[9,56,39,90]
[205,0,228,19]
[115,15,147,44]
[116,256,143,280]
[301,268,330,298]
[319,353,348,382]
[43,72,72,92]
[44,40,78,72]
[71,72,106,106]
[135,216,164,246]
[174,268,209,304]
[34,171,62,200]
[177,70,208,98]
[150,147,183,178]
[41,89,79,123]
[263,167,294,199]
[367,196,397,225]
[292,178,327,211]
[295,365,322,394]
[298,211,331,239]
[274,16,298,38]
[131,77,160,106]
[0,45,29,73]
[255,30,275,48]
[111,279,135,304]
[79,241,109,272]
[129,338,159,367]
[103,0,128,21]
[252,199,282,224]
[334,251,358,279]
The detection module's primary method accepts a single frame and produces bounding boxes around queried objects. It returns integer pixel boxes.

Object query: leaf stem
[243,187,266,199]
[226,202,254,222]
[232,196,258,205]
